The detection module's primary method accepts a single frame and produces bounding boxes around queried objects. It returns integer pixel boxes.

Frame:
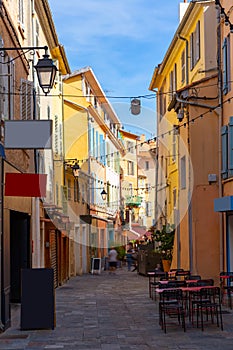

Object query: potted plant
[150,224,175,272]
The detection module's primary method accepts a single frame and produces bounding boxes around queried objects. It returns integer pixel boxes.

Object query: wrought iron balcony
[125,195,142,208]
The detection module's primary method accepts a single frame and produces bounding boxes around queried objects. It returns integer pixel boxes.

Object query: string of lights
[215,0,233,32]
[62,91,233,164]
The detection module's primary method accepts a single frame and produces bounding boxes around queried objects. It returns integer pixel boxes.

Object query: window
[145,161,149,170]
[127,141,135,154]
[35,20,39,47]
[172,126,177,162]
[222,35,231,95]
[0,53,15,120]
[54,115,59,155]
[20,79,33,120]
[94,96,98,109]
[81,184,85,204]
[169,70,174,102]
[74,180,80,202]
[61,186,68,214]
[173,63,177,92]
[173,188,177,208]
[95,130,99,159]
[221,125,228,179]
[145,183,150,193]
[67,179,72,200]
[56,183,59,206]
[159,79,167,119]
[190,21,200,70]
[18,0,24,27]
[180,156,186,189]
[146,202,152,216]
[127,161,134,175]
[129,183,133,196]
[181,50,186,84]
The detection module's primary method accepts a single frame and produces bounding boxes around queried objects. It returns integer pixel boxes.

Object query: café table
[147,271,167,299]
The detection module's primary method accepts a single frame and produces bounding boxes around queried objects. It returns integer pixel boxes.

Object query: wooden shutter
[20,79,33,120]
[221,125,228,179]
[49,229,58,288]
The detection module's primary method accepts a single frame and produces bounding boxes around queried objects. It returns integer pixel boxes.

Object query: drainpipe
[31,0,40,268]
[0,155,4,330]
[175,96,219,110]
[216,6,224,272]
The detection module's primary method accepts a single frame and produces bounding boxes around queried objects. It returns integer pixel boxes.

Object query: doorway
[10,210,31,302]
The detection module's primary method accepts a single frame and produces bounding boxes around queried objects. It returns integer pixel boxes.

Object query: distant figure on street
[108,247,118,274]
[131,249,139,272]
[126,243,134,271]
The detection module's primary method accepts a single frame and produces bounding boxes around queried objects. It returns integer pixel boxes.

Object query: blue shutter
[92,128,95,157]
[96,131,99,159]
[228,118,233,176]
[103,138,106,166]
[222,125,228,179]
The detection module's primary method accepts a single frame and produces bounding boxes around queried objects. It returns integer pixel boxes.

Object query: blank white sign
[5,120,52,149]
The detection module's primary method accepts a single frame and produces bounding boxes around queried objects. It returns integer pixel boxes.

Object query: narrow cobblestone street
[0,267,233,349]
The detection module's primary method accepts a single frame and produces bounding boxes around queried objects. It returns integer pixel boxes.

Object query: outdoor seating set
[147,269,224,333]
[219,271,233,308]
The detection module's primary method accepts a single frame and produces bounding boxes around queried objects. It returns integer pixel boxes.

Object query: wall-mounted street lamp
[100,189,107,201]
[0,45,57,95]
[69,161,107,201]
[71,162,80,178]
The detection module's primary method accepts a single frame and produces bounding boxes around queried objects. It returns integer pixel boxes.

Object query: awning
[214,196,233,212]
[123,229,141,241]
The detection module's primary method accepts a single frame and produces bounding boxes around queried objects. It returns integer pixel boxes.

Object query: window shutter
[222,38,228,94]
[196,21,200,63]
[54,115,58,155]
[180,156,186,189]
[62,186,68,214]
[190,33,194,70]
[221,125,228,179]
[228,118,233,177]
[92,127,95,157]
[96,130,99,159]
[9,60,15,119]
[100,134,105,165]
[227,35,231,93]
[20,79,33,120]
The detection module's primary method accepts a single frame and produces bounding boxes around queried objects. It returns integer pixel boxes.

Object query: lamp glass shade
[101,189,107,201]
[34,54,57,95]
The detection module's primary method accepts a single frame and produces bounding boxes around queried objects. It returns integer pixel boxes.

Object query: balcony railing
[125,195,142,208]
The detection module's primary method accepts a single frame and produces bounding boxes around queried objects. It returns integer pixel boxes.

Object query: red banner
[5,173,47,197]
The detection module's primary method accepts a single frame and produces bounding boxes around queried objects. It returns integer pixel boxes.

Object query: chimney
[179,1,189,22]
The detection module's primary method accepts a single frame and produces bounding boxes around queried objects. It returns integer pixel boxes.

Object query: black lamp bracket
[0,45,48,58]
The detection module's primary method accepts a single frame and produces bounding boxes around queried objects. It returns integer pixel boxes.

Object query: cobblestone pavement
[0,266,233,349]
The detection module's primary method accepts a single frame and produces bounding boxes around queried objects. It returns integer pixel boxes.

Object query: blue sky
[48,0,184,138]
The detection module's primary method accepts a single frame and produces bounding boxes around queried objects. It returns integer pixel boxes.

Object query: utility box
[21,268,55,330]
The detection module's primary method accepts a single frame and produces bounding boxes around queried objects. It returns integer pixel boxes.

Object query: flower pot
[162,259,171,272]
